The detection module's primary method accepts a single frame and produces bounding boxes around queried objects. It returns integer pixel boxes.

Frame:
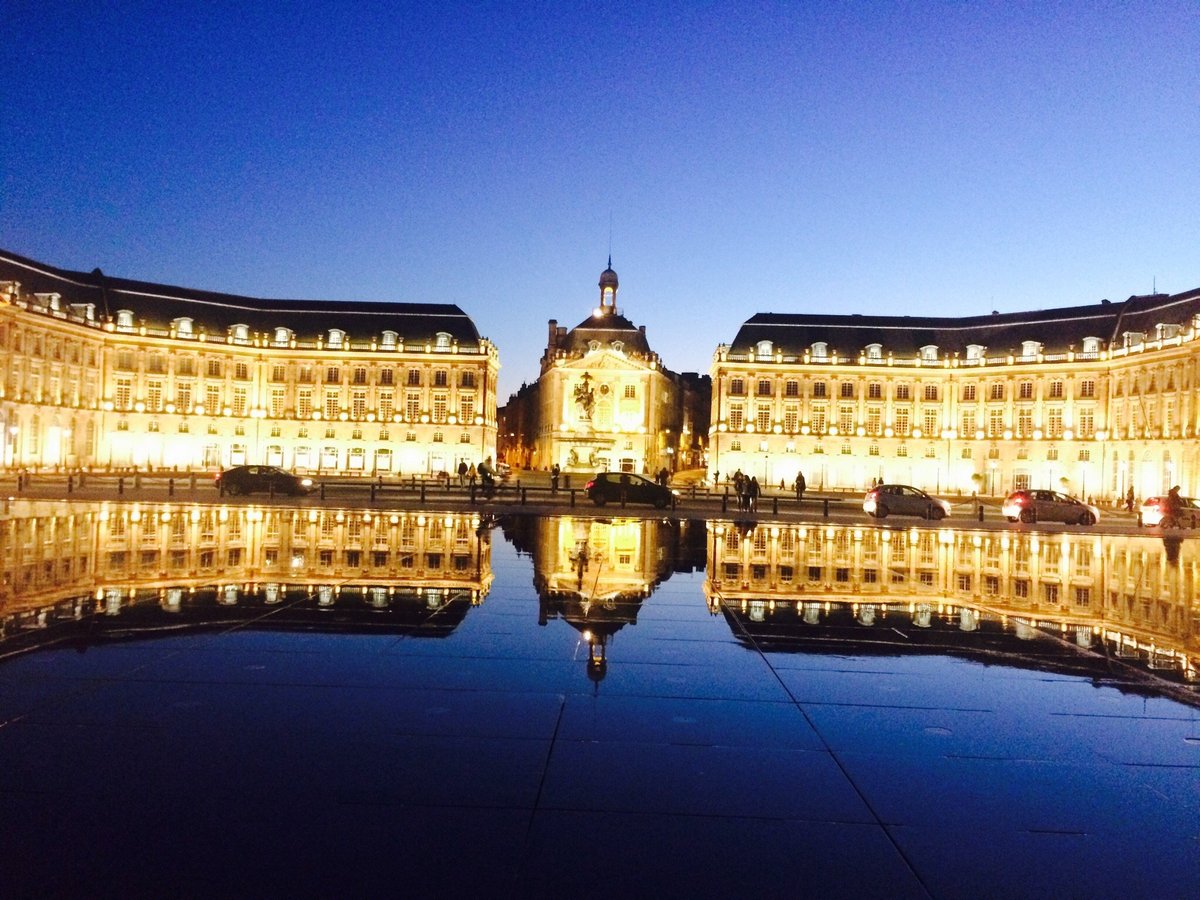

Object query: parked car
[1002,489,1099,525]
[495,462,512,479]
[215,465,315,496]
[1141,494,1200,527]
[863,484,951,520]
[585,472,674,508]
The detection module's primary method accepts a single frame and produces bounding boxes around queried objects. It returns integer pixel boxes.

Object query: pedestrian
[551,463,560,492]
[1125,485,1135,513]
[794,470,806,502]
[748,476,760,512]
[468,463,477,486]
[457,460,468,486]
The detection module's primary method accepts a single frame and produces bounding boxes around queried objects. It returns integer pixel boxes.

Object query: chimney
[548,319,558,348]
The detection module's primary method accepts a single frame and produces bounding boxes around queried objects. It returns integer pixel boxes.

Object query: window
[433,395,447,422]
[325,367,340,384]
[435,332,452,351]
[270,365,287,382]
[407,369,421,386]
[785,380,799,397]
[174,317,194,337]
[920,345,938,362]
[728,405,744,430]
[379,368,394,386]
[352,367,367,385]
[923,385,938,401]
[1019,381,1033,399]
[865,343,882,360]
[989,382,1004,401]
[757,405,771,432]
[234,362,249,380]
[206,359,222,378]
[812,382,827,398]
[966,344,985,362]
[324,391,339,419]
[756,340,773,359]
[273,327,291,346]
[1021,340,1041,358]
[1081,337,1101,354]
[729,378,745,396]
[434,370,448,387]
[839,382,854,399]
[1048,380,1063,399]
[352,390,367,419]
[379,391,394,421]
[231,324,249,343]
[811,342,828,359]
[895,384,910,400]
[297,388,313,418]
[625,384,637,399]
[962,384,976,401]
[1079,379,1095,398]
[894,408,909,435]
[757,379,771,397]
[116,349,136,370]
[380,330,398,350]
[270,387,285,418]
[867,382,882,399]
[327,329,345,348]
[460,370,476,388]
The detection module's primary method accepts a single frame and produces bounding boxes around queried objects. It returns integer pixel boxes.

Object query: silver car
[863,484,951,520]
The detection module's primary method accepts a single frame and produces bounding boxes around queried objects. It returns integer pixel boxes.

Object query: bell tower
[597,256,618,315]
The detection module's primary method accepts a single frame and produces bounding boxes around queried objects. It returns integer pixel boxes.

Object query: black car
[215,465,315,496]
[585,472,674,508]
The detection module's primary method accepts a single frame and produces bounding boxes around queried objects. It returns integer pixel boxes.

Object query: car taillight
[585,480,595,490]
[867,490,877,500]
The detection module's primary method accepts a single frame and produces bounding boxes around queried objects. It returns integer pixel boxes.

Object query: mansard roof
[0,248,484,347]
[560,310,652,356]
[730,287,1200,357]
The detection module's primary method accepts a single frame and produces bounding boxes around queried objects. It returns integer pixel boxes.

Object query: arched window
[1081,336,1101,354]
[611,340,624,353]
[231,323,250,343]
[173,317,194,337]
[1021,340,1041,358]
[865,343,882,360]
[587,340,601,353]
[327,328,345,348]
[920,345,938,362]
[756,340,773,360]
[273,327,292,346]
[434,331,452,351]
[116,310,135,332]
[965,344,985,362]
[810,341,828,360]
[380,330,398,350]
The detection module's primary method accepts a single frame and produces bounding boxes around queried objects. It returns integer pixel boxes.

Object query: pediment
[558,350,653,372]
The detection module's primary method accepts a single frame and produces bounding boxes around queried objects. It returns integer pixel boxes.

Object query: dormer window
[173,317,194,337]
[965,344,985,362]
[587,340,601,353]
[1123,331,1144,348]
[611,340,624,353]
[116,310,135,332]
[327,328,345,348]
[380,330,398,350]
[273,327,292,346]
[1081,336,1101,354]
[1020,340,1041,358]
[920,345,938,362]
[71,303,96,322]
[811,341,828,360]
[434,331,452,351]
[230,323,250,343]
[1156,323,1180,340]
[756,340,773,360]
[865,343,882,360]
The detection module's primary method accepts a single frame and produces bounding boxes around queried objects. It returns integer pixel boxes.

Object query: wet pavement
[1,502,1198,898]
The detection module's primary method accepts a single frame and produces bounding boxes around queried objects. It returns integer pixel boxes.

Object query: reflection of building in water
[706,521,1199,684]
[0,501,492,644]
[506,515,703,683]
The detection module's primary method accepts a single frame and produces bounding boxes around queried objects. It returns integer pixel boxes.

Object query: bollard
[189,473,196,491]
[118,476,125,495]
[134,473,142,490]
[370,483,376,502]
[320,483,326,501]
[570,488,576,508]
[1136,511,1142,527]
[722,493,728,513]
[68,474,74,493]
[168,477,174,497]
[420,483,426,504]
[521,487,527,505]
[470,484,476,504]
[772,496,778,515]
[978,504,984,522]
[823,498,829,517]
[691,484,696,499]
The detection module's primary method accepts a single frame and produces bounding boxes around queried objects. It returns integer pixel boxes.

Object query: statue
[574,372,595,421]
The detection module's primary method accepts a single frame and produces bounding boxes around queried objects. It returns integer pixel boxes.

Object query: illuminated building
[0,501,493,631]
[710,287,1200,500]
[500,261,707,475]
[705,520,1198,683]
[0,249,499,475]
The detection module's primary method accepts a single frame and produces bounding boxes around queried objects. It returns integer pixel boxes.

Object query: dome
[598,259,618,289]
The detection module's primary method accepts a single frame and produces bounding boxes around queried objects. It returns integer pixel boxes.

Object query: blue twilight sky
[2,1,1198,398]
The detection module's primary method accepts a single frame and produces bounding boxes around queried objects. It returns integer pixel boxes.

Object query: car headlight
[300,478,313,487]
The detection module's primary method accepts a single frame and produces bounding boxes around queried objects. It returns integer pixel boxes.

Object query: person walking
[794,470,806,502]
[748,476,760,513]
[550,463,560,493]
[1125,485,1135,513]
[457,460,468,486]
